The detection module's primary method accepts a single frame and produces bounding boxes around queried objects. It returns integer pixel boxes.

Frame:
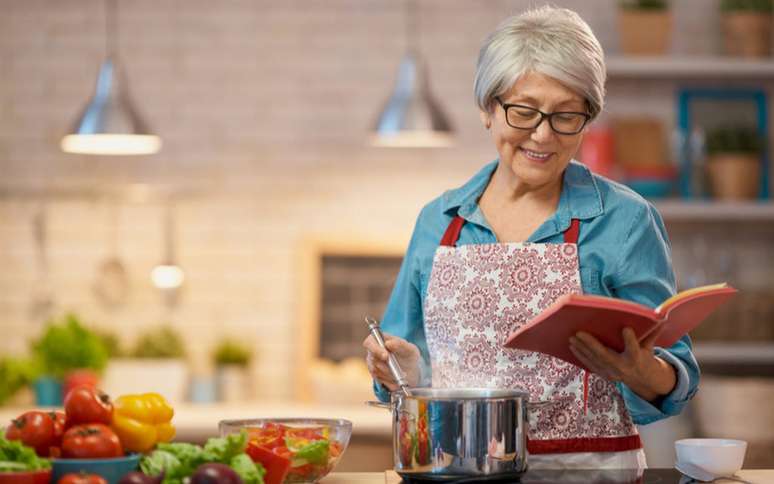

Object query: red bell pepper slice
[246,442,291,484]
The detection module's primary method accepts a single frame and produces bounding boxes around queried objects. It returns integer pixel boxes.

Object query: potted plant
[705,126,764,199]
[618,0,672,56]
[101,325,189,403]
[29,313,110,405]
[720,0,773,57]
[212,339,253,402]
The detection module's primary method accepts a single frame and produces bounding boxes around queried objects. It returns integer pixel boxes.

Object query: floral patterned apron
[423,215,644,467]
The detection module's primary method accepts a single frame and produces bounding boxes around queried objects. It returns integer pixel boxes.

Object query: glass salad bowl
[219,418,352,484]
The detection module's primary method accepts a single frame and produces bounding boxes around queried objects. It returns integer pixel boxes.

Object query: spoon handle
[364,316,411,396]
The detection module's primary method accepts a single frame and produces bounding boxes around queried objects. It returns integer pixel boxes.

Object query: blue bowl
[52,454,141,484]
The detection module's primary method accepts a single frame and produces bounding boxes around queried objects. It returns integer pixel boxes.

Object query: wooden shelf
[693,342,774,364]
[654,200,774,221]
[607,56,774,80]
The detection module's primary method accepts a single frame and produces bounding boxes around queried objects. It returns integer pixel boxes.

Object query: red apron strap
[443,216,578,246]
[563,218,580,244]
[440,216,465,247]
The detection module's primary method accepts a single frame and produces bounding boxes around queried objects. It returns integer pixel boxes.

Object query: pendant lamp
[371,0,454,148]
[60,0,161,155]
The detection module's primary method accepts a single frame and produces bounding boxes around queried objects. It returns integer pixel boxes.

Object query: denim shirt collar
[440,159,604,242]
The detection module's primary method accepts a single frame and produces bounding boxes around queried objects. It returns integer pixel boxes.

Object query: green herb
[0,434,51,471]
[721,0,773,13]
[31,314,109,379]
[619,0,669,10]
[213,340,252,367]
[132,326,185,359]
[705,126,764,156]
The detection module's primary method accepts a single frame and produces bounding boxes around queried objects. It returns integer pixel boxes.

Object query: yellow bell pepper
[111,392,176,453]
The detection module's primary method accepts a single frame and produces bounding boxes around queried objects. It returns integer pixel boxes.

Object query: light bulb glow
[151,264,185,289]
[61,134,162,155]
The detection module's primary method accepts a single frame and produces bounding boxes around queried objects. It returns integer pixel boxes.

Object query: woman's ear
[480,110,492,130]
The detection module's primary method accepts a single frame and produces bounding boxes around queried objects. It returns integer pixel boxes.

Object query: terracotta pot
[707,154,761,200]
[618,10,672,56]
[722,12,772,58]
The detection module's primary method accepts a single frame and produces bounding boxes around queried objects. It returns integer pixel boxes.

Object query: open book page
[655,282,730,314]
[654,283,737,348]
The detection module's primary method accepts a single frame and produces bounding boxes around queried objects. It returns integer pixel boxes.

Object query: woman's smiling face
[482,71,589,190]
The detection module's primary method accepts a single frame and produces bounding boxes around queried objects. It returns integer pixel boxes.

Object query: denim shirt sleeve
[372,206,434,403]
[609,203,700,425]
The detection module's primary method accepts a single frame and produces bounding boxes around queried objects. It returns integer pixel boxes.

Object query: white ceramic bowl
[675,438,747,476]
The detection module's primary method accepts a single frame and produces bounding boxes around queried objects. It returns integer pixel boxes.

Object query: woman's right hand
[363,333,422,391]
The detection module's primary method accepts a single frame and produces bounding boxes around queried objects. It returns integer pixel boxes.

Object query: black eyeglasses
[495,97,591,135]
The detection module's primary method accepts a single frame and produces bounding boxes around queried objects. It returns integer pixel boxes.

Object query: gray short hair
[474,6,606,119]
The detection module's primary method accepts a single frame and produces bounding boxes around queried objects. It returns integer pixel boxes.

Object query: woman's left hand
[569,327,677,402]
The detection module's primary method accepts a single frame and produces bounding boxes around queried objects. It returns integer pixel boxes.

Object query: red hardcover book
[504,283,737,370]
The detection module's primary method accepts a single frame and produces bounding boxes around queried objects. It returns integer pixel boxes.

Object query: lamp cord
[105,0,118,59]
[405,0,419,56]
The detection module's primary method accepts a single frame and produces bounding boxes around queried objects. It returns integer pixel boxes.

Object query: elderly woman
[363,6,699,470]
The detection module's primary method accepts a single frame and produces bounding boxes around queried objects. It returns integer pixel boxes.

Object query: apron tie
[582,370,590,415]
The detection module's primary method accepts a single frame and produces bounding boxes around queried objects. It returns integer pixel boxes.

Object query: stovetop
[399,467,687,483]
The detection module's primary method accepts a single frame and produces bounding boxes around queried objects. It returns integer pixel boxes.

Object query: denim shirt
[374,160,699,426]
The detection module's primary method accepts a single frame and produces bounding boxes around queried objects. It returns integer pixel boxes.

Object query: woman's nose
[530,118,555,142]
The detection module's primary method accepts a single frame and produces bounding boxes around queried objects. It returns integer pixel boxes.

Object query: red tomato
[61,424,123,458]
[5,410,57,457]
[63,369,99,401]
[50,411,66,440]
[64,386,113,426]
[57,473,108,484]
[247,424,285,450]
[284,426,325,440]
[329,441,342,458]
[246,442,291,484]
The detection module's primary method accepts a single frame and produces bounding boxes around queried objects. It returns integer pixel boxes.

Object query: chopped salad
[245,423,343,484]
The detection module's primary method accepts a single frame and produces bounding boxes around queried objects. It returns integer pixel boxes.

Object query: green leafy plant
[705,126,764,156]
[619,0,669,10]
[94,329,125,358]
[30,313,109,379]
[132,325,186,359]
[213,339,252,367]
[720,0,773,12]
[0,357,38,405]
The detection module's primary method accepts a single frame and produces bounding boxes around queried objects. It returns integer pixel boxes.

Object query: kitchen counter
[324,469,774,483]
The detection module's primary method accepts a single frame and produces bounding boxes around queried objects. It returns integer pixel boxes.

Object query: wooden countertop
[321,470,774,483]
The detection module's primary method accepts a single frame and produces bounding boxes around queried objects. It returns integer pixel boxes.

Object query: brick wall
[1,0,771,400]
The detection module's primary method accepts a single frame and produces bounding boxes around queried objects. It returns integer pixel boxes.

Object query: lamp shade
[61,58,161,155]
[371,52,454,148]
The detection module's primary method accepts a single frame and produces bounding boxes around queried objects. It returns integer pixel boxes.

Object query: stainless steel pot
[371,387,529,481]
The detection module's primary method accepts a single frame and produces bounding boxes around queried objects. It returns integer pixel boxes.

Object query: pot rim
[393,387,529,400]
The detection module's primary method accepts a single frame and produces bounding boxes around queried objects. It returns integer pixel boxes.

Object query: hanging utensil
[92,202,129,309]
[151,202,184,307]
[29,205,55,322]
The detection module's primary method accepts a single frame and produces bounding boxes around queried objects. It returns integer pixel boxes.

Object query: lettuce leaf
[229,453,265,484]
[0,434,51,471]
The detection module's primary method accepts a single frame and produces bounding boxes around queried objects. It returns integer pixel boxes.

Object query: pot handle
[365,400,392,410]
